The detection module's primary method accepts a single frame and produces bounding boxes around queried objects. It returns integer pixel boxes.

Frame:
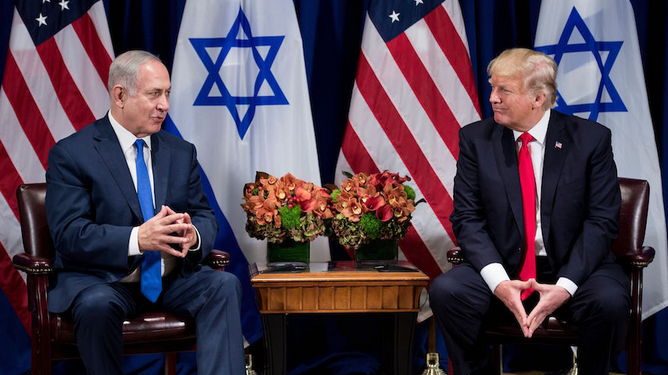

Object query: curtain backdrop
[1,0,667,373]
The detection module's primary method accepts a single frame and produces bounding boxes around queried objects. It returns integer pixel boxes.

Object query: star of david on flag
[535,7,626,121]
[536,0,668,321]
[167,0,326,344]
[190,8,287,139]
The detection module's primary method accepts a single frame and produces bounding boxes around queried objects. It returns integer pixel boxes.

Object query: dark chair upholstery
[446,177,655,375]
[12,183,231,375]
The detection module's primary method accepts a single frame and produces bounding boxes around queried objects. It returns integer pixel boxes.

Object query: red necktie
[518,132,536,300]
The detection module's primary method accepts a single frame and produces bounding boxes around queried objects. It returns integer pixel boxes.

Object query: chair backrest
[16,183,54,259]
[613,178,650,257]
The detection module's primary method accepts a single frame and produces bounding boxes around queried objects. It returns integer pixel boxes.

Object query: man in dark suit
[45,50,244,375]
[429,48,629,374]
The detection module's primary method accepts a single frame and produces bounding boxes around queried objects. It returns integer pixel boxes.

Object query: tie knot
[134,139,146,151]
[519,132,534,146]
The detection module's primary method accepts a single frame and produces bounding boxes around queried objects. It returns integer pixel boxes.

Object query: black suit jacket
[451,110,621,286]
[45,115,217,313]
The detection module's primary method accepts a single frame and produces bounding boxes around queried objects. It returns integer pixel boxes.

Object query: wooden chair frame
[446,177,655,375]
[12,183,230,375]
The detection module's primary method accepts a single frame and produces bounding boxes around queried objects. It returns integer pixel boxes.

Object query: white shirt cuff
[556,277,578,296]
[129,227,141,256]
[190,225,201,252]
[480,262,510,293]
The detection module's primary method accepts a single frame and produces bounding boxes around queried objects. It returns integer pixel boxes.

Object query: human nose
[157,94,169,112]
[489,88,500,104]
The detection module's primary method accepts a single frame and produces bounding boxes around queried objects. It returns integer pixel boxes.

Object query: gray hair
[108,50,162,95]
[487,48,557,110]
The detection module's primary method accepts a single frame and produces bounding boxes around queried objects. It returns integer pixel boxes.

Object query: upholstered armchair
[446,177,655,375]
[12,183,230,375]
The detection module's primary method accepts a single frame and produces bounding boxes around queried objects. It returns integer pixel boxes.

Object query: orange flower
[242,171,330,243]
[329,171,418,249]
[335,191,365,222]
[312,189,333,219]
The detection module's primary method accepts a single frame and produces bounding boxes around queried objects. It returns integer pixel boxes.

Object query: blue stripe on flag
[163,116,263,344]
[0,290,30,374]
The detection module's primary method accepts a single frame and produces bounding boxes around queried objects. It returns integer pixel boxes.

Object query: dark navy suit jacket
[45,115,217,313]
[451,110,621,286]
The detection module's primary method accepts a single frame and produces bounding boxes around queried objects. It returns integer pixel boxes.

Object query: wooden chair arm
[447,247,463,265]
[619,246,655,269]
[13,250,231,274]
[448,246,656,269]
[12,252,54,275]
[205,249,230,270]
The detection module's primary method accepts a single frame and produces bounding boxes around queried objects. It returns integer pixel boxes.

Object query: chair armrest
[205,249,230,270]
[12,253,53,275]
[449,246,656,269]
[447,247,463,265]
[619,246,655,269]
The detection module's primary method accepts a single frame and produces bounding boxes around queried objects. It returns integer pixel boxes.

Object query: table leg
[263,313,287,375]
[393,312,418,375]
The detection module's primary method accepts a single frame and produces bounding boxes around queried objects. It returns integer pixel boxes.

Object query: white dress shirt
[480,109,578,296]
[108,112,199,282]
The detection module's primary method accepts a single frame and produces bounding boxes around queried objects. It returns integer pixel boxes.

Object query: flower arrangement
[241,172,333,244]
[329,171,419,250]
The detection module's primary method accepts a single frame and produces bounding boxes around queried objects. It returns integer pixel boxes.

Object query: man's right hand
[137,205,192,257]
[494,279,533,337]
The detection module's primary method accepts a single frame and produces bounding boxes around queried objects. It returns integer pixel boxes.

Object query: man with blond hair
[429,48,629,374]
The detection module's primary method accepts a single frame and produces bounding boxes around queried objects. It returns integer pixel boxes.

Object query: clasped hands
[137,205,197,257]
[494,279,571,338]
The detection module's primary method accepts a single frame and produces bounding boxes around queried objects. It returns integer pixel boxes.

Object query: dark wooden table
[251,261,430,375]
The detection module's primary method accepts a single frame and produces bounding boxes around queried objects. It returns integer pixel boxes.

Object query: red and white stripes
[0,1,113,332]
[337,1,480,278]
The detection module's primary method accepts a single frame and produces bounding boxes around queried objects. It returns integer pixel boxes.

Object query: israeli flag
[166,0,327,342]
[535,0,668,318]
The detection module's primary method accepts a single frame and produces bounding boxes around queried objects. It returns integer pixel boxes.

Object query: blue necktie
[134,139,162,302]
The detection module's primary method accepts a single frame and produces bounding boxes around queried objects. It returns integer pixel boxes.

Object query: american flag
[0,0,113,354]
[335,0,481,279]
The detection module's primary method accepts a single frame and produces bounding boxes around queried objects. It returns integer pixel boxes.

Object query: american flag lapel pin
[555,141,562,149]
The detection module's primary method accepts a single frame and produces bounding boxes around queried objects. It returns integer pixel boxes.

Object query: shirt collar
[513,109,551,146]
[108,111,152,152]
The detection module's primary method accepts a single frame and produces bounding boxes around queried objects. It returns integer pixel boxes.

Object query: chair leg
[491,344,502,375]
[165,353,177,375]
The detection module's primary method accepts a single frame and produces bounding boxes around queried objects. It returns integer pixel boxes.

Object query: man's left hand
[165,206,197,252]
[525,280,571,337]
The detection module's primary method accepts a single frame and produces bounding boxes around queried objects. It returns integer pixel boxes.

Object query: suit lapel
[151,133,171,209]
[93,118,143,220]
[540,112,569,244]
[493,125,524,233]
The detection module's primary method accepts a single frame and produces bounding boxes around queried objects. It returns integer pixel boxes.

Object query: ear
[111,85,124,109]
[533,92,547,110]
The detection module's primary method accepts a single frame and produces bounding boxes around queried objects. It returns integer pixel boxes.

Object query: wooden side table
[251,261,430,375]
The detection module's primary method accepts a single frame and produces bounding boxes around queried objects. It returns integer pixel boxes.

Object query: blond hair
[487,48,557,110]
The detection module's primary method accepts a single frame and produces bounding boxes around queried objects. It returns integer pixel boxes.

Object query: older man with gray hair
[45,50,244,375]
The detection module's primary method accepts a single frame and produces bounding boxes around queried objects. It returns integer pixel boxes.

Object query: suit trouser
[429,261,630,375]
[70,266,245,375]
